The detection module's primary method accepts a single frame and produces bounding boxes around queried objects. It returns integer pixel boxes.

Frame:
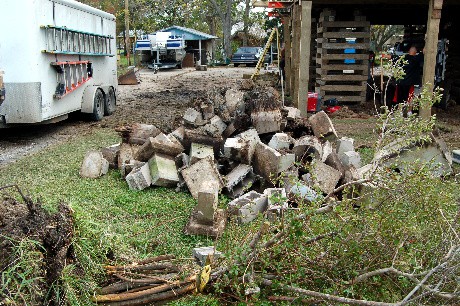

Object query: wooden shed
[253,0,460,119]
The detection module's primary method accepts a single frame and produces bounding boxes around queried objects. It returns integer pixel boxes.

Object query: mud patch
[0,185,74,305]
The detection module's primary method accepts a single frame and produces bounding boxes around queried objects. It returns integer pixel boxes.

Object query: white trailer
[0,0,117,127]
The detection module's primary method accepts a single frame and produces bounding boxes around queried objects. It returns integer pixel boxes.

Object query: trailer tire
[234,63,239,67]
[104,87,116,116]
[90,88,105,121]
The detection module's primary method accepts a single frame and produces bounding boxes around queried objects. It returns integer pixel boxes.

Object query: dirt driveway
[0,67,255,166]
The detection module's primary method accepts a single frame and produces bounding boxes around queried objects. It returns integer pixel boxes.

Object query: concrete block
[321,141,333,163]
[181,157,223,199]
[325,151,345,177]
[251,110,282,134]
[201,103,215,121]
[116,123,161,145]
[225,89,245,114]
[196,64,207,71]
[135,133,184,161]
[308,111,338,141]
[184,209,226,238]
[224,164,257,199]
[292,135,322,162]
[204,116,227,137]
[253,142,295,181]
[192,246,222,266]
[289,183,318,203]
[184,108,205,126]
[168,126,185,144]
[223,129,260,164]
[148,153,179,187]
[311,160,341,194]
[223,121,237,138]
[340,151,362,169]
[283,107,301,121]
[227,191,268,223]
[126,162,151,190]
[121,159,143,178]
[196,185,218,225]
[118,143,136,171]
[101,144,120,169]
[190,143,215,165]
[268,133,292,151]
[183,129,223,156]
[80,151,109,178]
[336,137,355,157]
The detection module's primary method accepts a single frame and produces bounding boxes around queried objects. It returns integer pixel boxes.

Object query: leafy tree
[371,25,404,52]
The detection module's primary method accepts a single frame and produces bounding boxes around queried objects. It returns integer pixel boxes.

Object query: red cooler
[307,92,320,112]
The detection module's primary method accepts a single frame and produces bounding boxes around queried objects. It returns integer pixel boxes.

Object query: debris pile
[81,83,453,238]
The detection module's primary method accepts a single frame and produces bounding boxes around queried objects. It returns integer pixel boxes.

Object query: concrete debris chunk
[201,103,215,121]
[168,126,185,144]
[148,153,179,187]
[253,142,295,181]
[203,115,227,137]
[223,129,260,164]
[190,143,215,165]
[325,151,345,178]
[184,209,226,238]
[228,191,268,224]
[268,133,292,151]
[126,162,151,190]
[225,89,245,114]
[311,160,341,194]
[193,246,222,266]
[292,135,322,162]
[80,151,109,178]
[321,141,333,163]
[224,164,257,199]
[283,107,301,121]
[183,129,223,156]
[195,184,218,225]
[196,64,207,71]
[452,149,460,164]
[222,121,237,138]
[135,133,184,161]
[289,183,318,202]
[118,143,138,177]
[308,111,338,141]
[181,156,223,199]
[101,144,120,169]
[340,151,362,169]
[184,108,205,126]
[251,110,282,134]
[336,137,355,157]
[116,123,161,145]
[240,78,255,91]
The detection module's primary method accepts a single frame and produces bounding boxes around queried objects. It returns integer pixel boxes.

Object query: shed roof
[157,26,218,41]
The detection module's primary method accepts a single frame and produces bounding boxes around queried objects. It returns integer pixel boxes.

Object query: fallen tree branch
[353,267,428,285]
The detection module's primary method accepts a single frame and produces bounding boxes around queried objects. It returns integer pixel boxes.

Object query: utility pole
[124,0,131,66]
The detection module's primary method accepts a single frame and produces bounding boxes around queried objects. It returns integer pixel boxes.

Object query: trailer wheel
[90,88,105,121]
[234,63,239,67]
[104,87,116,116]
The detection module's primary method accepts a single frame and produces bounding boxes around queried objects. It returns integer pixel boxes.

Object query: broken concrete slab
[80,151,109,178]
[125,162,151,190]
[203,115,227,137]
[101,144,120,169]
[223,122,237,138]
[311,160,341,194]
[292,135,322,162]
[325,151,345,178]
[181,157,224,199]
[224,164,257,199]
[184,209,226,238]
[192,246,222,266]
[336,137,355,157]
[251,110,282,134]
[283,107,301,121]
[148,153,179,187]
[253,142,295,181]
[135,133,184,161]
[340,151,362,169]
[184,108,206,126]
[116,123,161,145]
[195,185,218,225]
[321,141,333,163]
[190,143,215,165]
[268,133,292,151]
[225,89,245,114]
[308,111,338,141]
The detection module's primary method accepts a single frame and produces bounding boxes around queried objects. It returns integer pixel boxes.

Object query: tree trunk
[223,0,233,59]
[243,0,250,46]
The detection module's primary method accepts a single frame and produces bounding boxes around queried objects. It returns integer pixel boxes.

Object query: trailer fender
[81,86,101,113]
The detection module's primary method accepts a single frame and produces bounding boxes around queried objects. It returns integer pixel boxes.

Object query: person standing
[396,46,424,105]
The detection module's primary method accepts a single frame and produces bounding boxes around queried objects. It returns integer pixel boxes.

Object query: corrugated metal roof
[158,26,218,40]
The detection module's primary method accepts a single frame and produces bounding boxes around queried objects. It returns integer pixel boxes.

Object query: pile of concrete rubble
[80,80,453,238]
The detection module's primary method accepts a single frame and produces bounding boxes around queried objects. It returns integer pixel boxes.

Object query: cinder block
[227,191,268,223]
[223,129,260,164]
[204,116,227,137]
[184,108,205,126]
[340,151,362,169]
[268,133,292,151]
[325,151,345,177]
[169,126,185,144]
[292,135,322,162]
[181,157,223,199]
[126,162,151,190]
[192,246,222,266]
[308,111,338,141]
[224,164,257,199]
[311,160,341,194]
[190,143,215,165]
[80,151,109,178]
[196,185,218,225]
[135,133,184,161]
[251,110,282,134]
[101,144,120,169]
[148,153,179,187]
[253,142,295,181]
[283,107,301,121]
[184,209,226,238]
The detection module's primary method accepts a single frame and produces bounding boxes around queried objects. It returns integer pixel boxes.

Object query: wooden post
[421,0,443,119]
[291,4,301,106]
[124,0,131,66]
[198,39,202,65]
[298,1,312,116]
[284,17,292,95]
